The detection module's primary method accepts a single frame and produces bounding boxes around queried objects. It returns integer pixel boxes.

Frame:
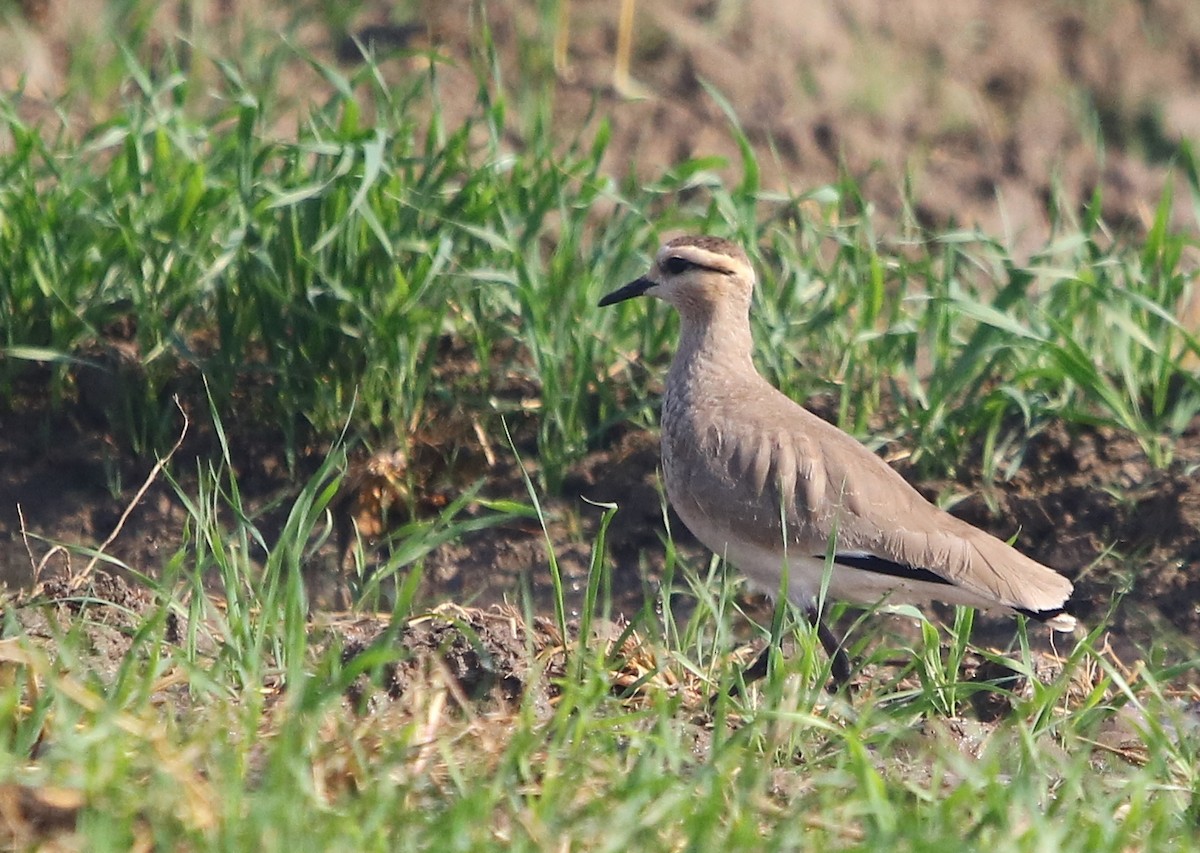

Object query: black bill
[598,276,655,307]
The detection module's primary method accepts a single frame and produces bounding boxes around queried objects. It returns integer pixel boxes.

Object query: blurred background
[5,0,1200,251]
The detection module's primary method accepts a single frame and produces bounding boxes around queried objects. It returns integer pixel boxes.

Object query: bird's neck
[668,305,757,391]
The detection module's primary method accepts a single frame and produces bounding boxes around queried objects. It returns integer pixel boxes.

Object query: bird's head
[598,236,754,320]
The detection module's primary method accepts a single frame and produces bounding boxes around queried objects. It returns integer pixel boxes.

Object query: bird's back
[661,355,1074,620]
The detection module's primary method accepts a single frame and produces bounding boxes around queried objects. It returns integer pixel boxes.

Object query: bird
[598,235,1076,689]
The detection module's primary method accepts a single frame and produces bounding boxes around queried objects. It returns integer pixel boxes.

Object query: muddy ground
[3,1,1200,669]
[4,357,1200,660]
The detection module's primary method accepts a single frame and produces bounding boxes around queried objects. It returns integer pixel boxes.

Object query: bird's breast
[663,387,794,550]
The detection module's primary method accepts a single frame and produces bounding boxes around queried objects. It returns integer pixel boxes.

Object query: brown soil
[918,421,1200,642]
[6,367,1200,657]
[7,1,1200,252]
[335,603,568,716]
[3,0,1200,681]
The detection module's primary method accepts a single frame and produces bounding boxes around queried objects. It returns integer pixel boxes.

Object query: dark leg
[811,610,852,687]
[721,641,771,700]
[734,642,774,692]
[722,609,852,699]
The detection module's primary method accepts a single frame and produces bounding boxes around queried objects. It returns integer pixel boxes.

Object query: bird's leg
[721,641,772,700]
[722,609,852,699]
[810,609,852,687]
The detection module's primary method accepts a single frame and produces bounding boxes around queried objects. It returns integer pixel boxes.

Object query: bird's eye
[663,256,691,275]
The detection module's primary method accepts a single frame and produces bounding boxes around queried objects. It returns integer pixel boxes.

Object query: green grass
[2,4,1200,850]
[2,444,1198,850]
[4,18,1199,481]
